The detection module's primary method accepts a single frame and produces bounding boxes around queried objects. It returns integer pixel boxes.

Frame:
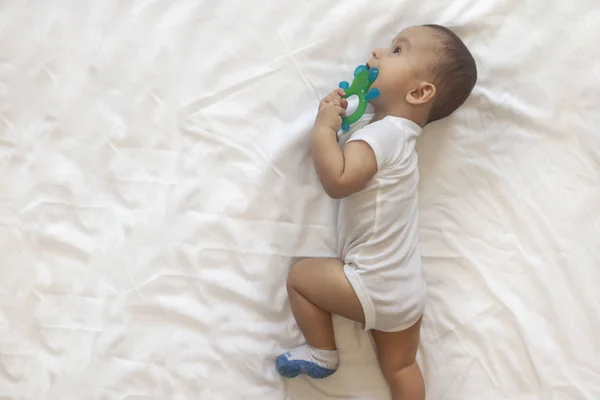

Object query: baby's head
[367,25,477,126]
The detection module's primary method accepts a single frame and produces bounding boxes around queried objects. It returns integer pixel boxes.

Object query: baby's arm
[311,89,377,199]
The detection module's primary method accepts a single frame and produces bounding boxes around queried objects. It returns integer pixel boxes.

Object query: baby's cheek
[370,79,387,98]
[370,79,383,94]
[373,73,391,90]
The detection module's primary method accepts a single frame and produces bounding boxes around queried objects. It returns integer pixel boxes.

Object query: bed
[1,0,599,399]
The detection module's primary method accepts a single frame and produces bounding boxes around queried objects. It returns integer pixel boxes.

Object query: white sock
[284,344,340,370]
[276,343,340,379]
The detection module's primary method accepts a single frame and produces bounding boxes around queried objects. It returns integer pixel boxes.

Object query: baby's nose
[372,48,387,59]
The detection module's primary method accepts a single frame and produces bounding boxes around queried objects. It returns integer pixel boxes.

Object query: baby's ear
[406,82,436,105]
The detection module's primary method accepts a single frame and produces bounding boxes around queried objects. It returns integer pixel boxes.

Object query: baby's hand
[315,89,348,132]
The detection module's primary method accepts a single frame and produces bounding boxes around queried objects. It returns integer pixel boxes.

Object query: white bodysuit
[338,116,427,332]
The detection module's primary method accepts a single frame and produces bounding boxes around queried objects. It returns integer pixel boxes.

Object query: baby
[276,25,477,399]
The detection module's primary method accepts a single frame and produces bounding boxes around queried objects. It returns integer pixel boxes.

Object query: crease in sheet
[266,11,321,103]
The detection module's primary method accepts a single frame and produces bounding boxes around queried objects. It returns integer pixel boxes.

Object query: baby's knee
[286,259,307,291]
[379,352,417,382]
[286,271,295,294]
[383,362,425,400]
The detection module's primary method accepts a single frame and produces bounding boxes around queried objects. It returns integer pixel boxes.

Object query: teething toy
[338,65,380,131]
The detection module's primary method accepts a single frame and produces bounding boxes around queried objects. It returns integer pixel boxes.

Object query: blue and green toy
[338,65,380,131]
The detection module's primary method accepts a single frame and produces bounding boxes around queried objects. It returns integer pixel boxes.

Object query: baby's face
[366,26,439,107]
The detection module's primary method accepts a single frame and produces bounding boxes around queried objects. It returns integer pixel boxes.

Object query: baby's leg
[276,258,364,379]
[371,318,425,400]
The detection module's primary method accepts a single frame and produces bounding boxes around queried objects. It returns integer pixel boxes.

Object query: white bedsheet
[1,0,599,399]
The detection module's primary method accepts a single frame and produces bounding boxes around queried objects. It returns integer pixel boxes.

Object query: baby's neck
[371,104,427,127]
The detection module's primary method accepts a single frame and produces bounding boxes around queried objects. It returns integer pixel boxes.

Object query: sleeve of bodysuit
[345,118,407,171]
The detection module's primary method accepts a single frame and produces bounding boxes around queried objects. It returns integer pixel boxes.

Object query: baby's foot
[276,344,339,379]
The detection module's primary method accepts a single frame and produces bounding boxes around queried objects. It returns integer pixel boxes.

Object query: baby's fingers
[335,105,347,117]
[334,88,346,98]
[323,89,344,103]
[319,96,334,108]
[321,95,340,105]
[330,89,346,102]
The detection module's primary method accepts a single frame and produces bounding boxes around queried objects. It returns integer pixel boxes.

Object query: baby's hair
[423,24,477,124]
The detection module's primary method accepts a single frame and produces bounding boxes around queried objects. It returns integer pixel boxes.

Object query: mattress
[1,0,599,399]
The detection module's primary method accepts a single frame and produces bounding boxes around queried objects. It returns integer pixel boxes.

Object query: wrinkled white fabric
[0,0,599,399]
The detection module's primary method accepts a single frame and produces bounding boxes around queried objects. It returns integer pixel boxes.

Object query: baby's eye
[393,47,401,55]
